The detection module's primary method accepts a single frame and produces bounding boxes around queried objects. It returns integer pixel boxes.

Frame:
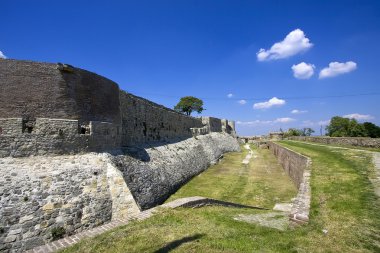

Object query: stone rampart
[115,132,240,210]
[0,133,239,251]
[0,59,241,251]
[119,91,203,146]
[268,142,311,224]
[0,59,238,157]
[288,136,380,148]
[201,116,222,132]
[0,153,139,252]
[0,59,121,124]
[0,118,120,157]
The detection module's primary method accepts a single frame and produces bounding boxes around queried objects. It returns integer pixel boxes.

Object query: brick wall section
[0,59,121,124]
[119,91,203,146]
[289,136,380,148]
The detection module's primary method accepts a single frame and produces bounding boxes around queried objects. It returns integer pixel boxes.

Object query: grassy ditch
[166,144,297,208]
[61,142,380,253]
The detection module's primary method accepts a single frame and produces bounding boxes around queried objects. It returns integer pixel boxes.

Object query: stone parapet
[268,142,311,225]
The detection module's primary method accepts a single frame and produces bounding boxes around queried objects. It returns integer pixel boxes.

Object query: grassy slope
[61,142,380,253]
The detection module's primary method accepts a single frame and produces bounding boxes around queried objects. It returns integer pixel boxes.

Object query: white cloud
[238,99,247,105]
[236,120,272,126]
[274,117,295,123]
[253,97,286,109]
[291,109,308,114]
[343,113,374,121]
[291,62,315,79]
[227,93,233,98]
[319,61,357,79]
[237,117,295,126]
[257,29,313,61]
[0,51,6,59]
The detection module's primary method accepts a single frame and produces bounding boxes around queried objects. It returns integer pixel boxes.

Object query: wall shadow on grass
[154,234,205,253]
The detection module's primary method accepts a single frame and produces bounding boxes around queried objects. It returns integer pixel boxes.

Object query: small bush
[51,226,65,240]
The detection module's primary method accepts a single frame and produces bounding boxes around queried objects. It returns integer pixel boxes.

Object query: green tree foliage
[284,128,315,137]
[302,128,315,136]
[174,96,204,116]
[363,122,380,138]
[326,116,380,137]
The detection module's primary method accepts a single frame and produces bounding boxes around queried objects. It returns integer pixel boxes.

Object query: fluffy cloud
[291,109,308,114]
[236,117,295,126]
[291,62,315,79]
[227,93,233,98]
[274,117,295,123]
[253,97,286,109]
[343,113,374,121]
[0,51,6,59]
[238,99,247,105]
[257,29,313,61]
[319,61,357,79]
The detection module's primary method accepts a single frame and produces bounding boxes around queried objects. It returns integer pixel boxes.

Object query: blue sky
[2,0,380,135]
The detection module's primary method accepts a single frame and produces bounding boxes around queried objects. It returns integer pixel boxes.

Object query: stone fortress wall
[0,59,237,157]
[0,59,239,252]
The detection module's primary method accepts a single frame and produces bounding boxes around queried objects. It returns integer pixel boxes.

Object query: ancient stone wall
[288,136,380,148]
[201,116,222,132]
[0,118,120,157]
[0,153,139,252]
[268,142,311,224]
[0,59,121,124]
[0,59,241,251]
[119,91,203,146]
[112,132,240,210]
[0,133,239,251]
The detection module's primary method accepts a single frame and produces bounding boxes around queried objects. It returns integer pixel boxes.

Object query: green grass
[289,139,380,152]
[61,142,380,253]
[167,144,297,208]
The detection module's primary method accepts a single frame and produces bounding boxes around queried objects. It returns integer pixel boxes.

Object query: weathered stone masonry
[268,142,311,225]
[0,59,239,252]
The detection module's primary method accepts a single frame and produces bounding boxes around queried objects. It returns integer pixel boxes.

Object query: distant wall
[119,91,203,146]
[201,117,222,132]
[0,59,121,124]
[268,142,311,224]
[289,136,380,148]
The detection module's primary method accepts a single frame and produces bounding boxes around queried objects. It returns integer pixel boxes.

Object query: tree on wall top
[174,96,204,116]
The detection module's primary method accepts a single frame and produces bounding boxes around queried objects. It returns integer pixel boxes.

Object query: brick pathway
[27,197,265,253]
